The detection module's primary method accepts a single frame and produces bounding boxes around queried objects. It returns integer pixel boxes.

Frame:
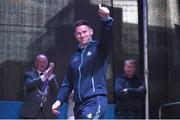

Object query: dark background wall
[147,0,180,118]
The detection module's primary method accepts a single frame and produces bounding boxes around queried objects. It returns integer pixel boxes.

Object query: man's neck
[79,39,92,48]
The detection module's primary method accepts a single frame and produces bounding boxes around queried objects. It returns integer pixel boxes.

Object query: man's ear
[90,28,93,35]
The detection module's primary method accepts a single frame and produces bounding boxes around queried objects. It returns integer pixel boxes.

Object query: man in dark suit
[20,54,59,119]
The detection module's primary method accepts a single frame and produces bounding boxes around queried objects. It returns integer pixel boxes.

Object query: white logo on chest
[87,51,92,56]
[87,113,93,118]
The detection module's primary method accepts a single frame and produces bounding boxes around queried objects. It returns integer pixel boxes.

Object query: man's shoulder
[115,74,126,81]
[24,68,36,75]
[117,73,125,78]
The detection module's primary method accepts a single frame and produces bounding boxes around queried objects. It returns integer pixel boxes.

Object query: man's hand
[44,62,54,81]
[98,4,110,19]
[52,100,61,115]
[122,88,128,94]
[123,88,128,92]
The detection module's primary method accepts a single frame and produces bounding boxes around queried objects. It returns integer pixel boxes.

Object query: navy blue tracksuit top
[57,17,113,104]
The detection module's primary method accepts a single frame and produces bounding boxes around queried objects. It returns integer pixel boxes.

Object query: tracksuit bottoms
[74,95,107,119]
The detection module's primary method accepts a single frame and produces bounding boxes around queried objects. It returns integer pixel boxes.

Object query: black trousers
[36,107,46,119]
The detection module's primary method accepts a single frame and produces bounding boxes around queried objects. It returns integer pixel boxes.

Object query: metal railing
[159,101,180,119]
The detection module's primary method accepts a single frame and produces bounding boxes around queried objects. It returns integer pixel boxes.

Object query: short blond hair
[124,58,136,66]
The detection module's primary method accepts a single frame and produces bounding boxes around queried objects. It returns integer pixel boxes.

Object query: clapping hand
[44,62,54,81]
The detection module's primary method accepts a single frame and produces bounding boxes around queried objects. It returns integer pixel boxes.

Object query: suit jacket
[20,68,59,118]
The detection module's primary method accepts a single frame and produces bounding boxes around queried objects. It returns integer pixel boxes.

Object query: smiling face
[124,60,136,78]
[35,54,48,72]
[74,25,93,48]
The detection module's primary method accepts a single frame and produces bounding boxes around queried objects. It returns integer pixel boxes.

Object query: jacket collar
[120,73,137,80]
[77,40,96,52]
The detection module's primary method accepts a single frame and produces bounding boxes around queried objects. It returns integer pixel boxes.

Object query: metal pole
[142,0,149,119]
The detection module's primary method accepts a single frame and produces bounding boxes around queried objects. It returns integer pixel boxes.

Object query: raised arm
[98,4,113,59]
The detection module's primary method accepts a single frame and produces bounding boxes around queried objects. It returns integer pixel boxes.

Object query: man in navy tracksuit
[52,4,113,119]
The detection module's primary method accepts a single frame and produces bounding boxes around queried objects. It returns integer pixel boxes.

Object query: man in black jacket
[52,4,113,119]
[20,54,59,119]
[114,58,146,119]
